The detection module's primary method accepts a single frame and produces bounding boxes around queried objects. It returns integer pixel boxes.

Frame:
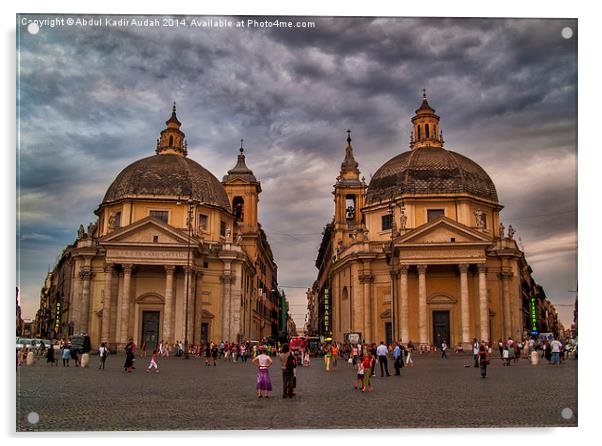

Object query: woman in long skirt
[124,339,135,373]
[252,346,273,398]
[477,344,490,378]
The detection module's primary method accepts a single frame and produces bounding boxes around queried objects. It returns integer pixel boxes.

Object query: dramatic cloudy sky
[16,15,577,330]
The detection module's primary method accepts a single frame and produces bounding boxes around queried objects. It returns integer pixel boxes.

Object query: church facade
[313,94,556,348]
[35,106,280,350]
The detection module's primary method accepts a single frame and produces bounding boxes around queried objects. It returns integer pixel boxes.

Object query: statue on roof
[507,225,515,240]
[77,224,86,240]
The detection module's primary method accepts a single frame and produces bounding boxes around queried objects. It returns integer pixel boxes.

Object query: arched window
[425,123,430,138]
[169,135,173,146]
[417,125,421,139]
[233,196,244,221]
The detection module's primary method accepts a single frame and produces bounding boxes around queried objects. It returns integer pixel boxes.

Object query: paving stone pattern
[16,352,577,431]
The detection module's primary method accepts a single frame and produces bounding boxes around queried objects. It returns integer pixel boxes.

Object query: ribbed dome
[366,148,498,204]
[102,154,231,211]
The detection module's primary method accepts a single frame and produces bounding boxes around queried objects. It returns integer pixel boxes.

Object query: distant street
[16,352,577,431]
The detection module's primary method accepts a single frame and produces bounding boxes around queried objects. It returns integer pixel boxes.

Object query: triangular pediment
[399,216,491,245]
[100,216,192,245]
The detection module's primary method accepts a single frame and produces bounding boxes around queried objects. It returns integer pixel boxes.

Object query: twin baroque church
[313,94,543,349]
[38,106,280,350]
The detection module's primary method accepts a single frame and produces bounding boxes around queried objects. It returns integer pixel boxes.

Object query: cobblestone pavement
[16,352,577,431]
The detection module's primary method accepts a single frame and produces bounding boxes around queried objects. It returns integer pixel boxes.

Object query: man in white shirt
[472,338,480,367]
[550,339,563,365]
[376,341,390,377]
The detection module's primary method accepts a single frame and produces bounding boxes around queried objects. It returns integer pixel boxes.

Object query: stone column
[184,267,195,347]
[101,264,114,343]
[221,264,233,342]
[119,264,133,345]
[399,265,409,344]
[500,269,513,338]
[163,266,175,344]
[458,263,470,348]
[114,271,124,344]
[478,265,489,342]
[193,271,203,345]
[359,267,373,343]
[417,264,428,346]
[78,266,94,334]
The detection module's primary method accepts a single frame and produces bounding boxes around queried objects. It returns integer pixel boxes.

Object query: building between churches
[311,94,562,349]
[33,105,283,350]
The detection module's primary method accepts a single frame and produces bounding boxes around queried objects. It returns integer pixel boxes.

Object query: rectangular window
[427,209,445,222]
[481,213,487,229]
[381,214,393,231]
[114,212,121,228]
[149,210,168,224]
[220,221,226,237]
[198,214,208,231]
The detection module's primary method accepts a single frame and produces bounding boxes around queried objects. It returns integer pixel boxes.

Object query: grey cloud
[17,15,577,329]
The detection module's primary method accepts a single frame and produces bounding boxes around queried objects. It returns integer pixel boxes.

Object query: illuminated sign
[54,301,61,333]
[530,296,538,334]
[324,288,330,333]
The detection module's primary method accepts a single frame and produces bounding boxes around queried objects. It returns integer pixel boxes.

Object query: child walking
[146,350,159,373]
[355,360,365,390]
[362,352,374,392]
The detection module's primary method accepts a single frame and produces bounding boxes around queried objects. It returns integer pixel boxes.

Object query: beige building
[314,94,547,348]
[40,105,279,350]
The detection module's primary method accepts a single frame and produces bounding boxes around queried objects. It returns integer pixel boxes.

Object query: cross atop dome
[156,102,187,156]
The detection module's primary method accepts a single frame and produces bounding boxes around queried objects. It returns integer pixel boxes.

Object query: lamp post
[183,197,194,359]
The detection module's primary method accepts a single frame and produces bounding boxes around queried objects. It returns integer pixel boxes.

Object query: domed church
[38,105,280,350]
[314,93,544,348]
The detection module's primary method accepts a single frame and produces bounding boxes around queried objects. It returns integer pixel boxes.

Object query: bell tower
[333,130,367,248]
[222,139,261,234]
[156,102,188,156]
[409,90,444,150]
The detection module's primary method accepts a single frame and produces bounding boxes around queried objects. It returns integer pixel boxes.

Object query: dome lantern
[156,102,187,156]
[410,90,444,150]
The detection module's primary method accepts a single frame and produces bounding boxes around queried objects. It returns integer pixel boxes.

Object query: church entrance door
[432,311,450,348]
[141,311,160,351]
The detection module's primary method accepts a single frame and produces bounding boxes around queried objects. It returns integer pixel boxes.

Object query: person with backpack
[279,344,296,398]
[477,344,490,378]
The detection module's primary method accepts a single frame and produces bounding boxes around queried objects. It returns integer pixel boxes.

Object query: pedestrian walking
[502,344,510,366]
[146,350,159,373]
[46,344,56,366]
[498,339,504,358]
[331,343,339,370]
[61,346,71,367]
[550,338,563,365]
[355,360,365,390]
[472,338,480,367]
[406,341,415,367]
[477,344,490,378]
[253,346,273,398]
[98,342,109,370]
[124,338,135,373]
[324,344,332,372]
[279,344,295,398]
[211,343,218,366]
[362,352,374,392]
[392,342,402,376]
[376,341,390,377]
[441,340,448,359]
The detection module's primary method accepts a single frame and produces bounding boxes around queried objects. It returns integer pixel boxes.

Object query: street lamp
[182,196,194,359]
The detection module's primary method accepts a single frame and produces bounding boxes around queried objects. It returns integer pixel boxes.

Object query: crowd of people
[19,334,573,395]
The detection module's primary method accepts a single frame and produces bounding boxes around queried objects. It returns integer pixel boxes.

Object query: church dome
[366,93,498,205]
[101,104,231,211]
[366,147,498,204]
[102,154,232,211]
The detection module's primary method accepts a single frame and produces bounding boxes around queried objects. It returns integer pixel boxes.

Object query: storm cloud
[16,15,578,328]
